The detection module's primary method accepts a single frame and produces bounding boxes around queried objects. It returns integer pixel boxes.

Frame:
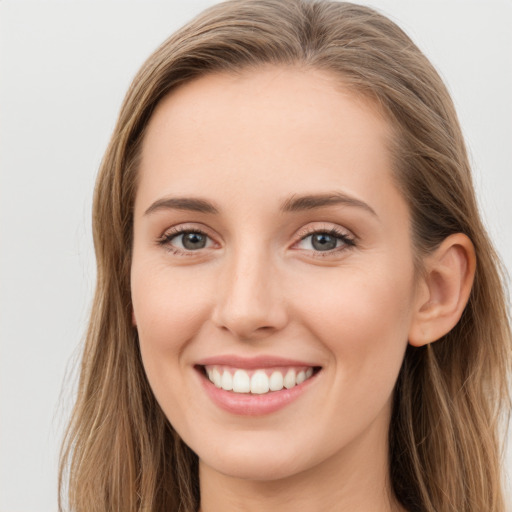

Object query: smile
[196,356,322,415]
[204,365,315,394]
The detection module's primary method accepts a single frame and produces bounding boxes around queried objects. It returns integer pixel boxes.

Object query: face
[131,67,422,482]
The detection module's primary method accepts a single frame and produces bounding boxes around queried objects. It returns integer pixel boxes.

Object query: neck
[198,413,405,512]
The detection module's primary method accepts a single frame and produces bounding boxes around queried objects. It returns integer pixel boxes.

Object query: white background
[1,1,511,511]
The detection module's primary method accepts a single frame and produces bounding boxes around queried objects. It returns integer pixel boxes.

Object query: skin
[130,67,474,511]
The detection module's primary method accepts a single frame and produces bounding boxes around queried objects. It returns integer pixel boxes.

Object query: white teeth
[296,370,306,384]
[232,369,251,393]
[269,371,284,391]
[212,368,222,388]
[283,369,296,389]
[251,370,270,394]
[206,366,316,394]
[221,370,233,391]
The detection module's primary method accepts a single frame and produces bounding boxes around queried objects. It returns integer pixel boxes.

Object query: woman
[59,1,511,511]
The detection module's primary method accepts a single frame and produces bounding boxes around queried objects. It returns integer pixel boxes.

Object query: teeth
[205,366,316,394]
[269,371,284,391]
[283,369,296,389]
[232,369,251,393]
[221,370,233,391]
[212,368,222,388]
[251,370,270,394]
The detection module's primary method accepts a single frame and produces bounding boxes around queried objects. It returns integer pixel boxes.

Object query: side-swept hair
[60,1,511,511]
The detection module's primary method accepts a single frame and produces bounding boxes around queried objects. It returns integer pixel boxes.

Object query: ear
[132,307,137,327]
[408,233,476,347]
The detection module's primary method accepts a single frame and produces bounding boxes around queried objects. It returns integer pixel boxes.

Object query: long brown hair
[59,1,511,510]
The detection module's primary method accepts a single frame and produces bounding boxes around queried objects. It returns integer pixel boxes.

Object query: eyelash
[294,227,356,257]
[156,226,213,255]
[156,226,356,257]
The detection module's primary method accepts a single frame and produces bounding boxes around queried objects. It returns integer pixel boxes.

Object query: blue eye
[296,229,355,252]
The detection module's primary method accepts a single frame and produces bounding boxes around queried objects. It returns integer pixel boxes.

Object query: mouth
[199,365,321,395]
[194,355,323,415]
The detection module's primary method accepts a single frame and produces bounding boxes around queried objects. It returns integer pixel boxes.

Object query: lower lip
[197,368,319,416]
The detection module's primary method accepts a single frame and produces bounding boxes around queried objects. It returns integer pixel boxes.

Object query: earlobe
[408,233,476,347]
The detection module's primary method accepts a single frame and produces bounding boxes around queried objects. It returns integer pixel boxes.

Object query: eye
[295,228,355,252]
[158,229,214,252]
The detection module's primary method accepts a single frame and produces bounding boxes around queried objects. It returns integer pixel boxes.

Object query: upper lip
[195,355,320,369]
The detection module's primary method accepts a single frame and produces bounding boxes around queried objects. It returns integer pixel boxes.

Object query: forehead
[145,66,391,151]
[136,66,404,224]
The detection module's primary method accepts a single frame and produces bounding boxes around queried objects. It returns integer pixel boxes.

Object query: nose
[211,246,289,341]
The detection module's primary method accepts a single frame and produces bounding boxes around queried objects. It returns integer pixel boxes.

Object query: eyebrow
[144,197,219,216]
[144,192,377,217]
[280,192,377,216]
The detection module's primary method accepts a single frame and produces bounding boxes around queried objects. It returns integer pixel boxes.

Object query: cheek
[293,259,414,389]
[130,263,217,435]
[132,263,210,348]
[286,269,413,447]
[130,262,215,408]
[298,261,413,337]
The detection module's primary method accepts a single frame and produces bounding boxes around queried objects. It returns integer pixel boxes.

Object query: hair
[59,1,511,511]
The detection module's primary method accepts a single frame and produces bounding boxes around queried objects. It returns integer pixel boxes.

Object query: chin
[201,451,307,482]
[194,427,329,484]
